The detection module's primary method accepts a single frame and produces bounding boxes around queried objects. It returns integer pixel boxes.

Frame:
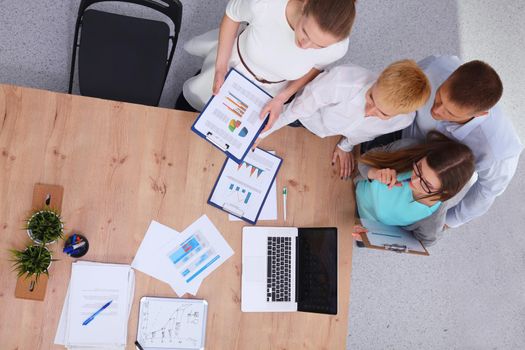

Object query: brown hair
[360,131,475,201]
[376,59,431,114]
[303,0,357,39]
[447,60,503,112]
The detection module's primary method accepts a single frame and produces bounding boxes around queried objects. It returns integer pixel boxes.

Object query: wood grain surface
[0,85,355,350]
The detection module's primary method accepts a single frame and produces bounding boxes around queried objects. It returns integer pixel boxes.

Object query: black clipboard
[191,68,272,164]
[207,148,282,224]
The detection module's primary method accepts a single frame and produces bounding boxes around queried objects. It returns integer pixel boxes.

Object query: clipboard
[208,148,282,225]
[136,297,208,350]
[357,218,429,256]
[191,68,272,164]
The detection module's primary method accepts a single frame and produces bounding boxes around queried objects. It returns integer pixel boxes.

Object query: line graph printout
[209,148,282,223]
[137,297,207,349]
[192,68,272,162]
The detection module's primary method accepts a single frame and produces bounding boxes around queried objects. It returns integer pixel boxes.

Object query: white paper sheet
[163,215,234,295]
[55,261,134,349]
[131,221,200,295]
[210,148,281,223]
[229,151,278,222]
[192,69,272,161]
[66,264,130,346]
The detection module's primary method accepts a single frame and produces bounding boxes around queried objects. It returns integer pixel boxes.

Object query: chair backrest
[68,0,183,106]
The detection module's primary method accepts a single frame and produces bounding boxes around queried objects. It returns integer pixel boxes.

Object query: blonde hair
[375,59,431,114]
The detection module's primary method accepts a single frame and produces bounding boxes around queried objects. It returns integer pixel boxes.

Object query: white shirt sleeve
[225,0,257,22]
[445,155,520,227]
[337,137,354,152]
[259,69,339,139]
[338,113,415,153]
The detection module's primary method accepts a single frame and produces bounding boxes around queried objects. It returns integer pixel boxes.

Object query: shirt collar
[439,114,489,141]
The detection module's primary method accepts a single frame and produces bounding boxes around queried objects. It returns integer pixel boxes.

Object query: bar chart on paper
[228,183,252,204]
[167,232,220,283]
[209,148,282,223]
[137,297,207,349]
[191,68,272,161]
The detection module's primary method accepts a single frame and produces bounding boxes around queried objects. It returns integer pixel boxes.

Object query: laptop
[241,226,337,314]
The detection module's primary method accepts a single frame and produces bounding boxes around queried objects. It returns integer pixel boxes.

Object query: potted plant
[25,208,64,244]
[10,244,54,281]
[10,244,56,299]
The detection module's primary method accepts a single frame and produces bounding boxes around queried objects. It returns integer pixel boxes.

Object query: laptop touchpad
[244,257,266,283]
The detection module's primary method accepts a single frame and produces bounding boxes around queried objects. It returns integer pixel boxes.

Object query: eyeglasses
[413,161,437,194]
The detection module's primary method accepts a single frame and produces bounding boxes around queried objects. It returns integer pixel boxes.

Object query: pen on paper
[282,186,287,221]
[82,300,113,326]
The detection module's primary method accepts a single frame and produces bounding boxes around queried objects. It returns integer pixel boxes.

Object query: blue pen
[64,240,86,254]
[64,234,78,253]
[82,300,113,326]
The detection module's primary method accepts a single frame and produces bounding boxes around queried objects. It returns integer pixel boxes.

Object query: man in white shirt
[402,55,523,228]
[258,59,431,179]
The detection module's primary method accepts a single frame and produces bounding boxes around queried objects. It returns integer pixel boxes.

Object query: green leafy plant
[10,245,55,280]
[26,208,64,244]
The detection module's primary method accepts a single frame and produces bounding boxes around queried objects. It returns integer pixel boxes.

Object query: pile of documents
[132,215,234,295]
[54,261,135,349]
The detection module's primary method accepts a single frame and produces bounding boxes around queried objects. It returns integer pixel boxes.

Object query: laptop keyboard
[266,237,292,302]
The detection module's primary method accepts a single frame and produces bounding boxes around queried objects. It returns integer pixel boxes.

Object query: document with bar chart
[191,68,273,163]
[208,148,282,224]
[163,215,234,295]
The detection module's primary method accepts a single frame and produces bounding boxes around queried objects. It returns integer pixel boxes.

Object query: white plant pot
[26,210,64,245]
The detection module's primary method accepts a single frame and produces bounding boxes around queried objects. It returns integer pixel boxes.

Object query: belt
[236,31,286,85]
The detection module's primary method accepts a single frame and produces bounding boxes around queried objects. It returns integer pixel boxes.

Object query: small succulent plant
[10,245,55,280]
[26,208,64,244]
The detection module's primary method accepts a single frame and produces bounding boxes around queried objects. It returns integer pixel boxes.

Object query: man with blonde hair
[258,60,431,178]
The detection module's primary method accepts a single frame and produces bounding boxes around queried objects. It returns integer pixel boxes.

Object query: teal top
[356,171,442,226]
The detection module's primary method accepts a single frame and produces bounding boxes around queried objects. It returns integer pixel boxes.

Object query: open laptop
[241,226,337,314]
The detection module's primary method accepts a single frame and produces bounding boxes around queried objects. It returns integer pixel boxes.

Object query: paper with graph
[162,215,234,296]
[191,68,272,163]
[137,297,207,349]
[208,148,282,224]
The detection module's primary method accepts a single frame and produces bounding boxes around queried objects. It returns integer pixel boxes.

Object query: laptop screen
[296,227,337,315]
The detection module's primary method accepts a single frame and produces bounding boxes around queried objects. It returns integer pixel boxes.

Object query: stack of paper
[132,215,234,296]
[54,261,135,349]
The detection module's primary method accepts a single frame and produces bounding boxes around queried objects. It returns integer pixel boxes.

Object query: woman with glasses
[353,131,475,245]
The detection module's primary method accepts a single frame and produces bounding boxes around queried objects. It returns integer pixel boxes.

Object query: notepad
[54,261,135,349]
[137,297,207,350]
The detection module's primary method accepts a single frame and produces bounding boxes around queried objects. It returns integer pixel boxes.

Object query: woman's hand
[352,225,368,241]
[260,96,287,132]
[332,146,354,180]
[251,137,262,151]
[212,67,227,95]
[367,167,401,189]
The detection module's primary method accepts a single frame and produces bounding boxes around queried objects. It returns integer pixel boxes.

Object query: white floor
[1,1,524,349]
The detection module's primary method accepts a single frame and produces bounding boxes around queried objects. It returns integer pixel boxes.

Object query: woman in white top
[181,0,356,129]
[258,60,431,178]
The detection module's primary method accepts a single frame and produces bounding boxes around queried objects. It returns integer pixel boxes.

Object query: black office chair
[68,0,182,106]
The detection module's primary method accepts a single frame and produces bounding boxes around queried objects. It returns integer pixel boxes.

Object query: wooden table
[0,85,354,349]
